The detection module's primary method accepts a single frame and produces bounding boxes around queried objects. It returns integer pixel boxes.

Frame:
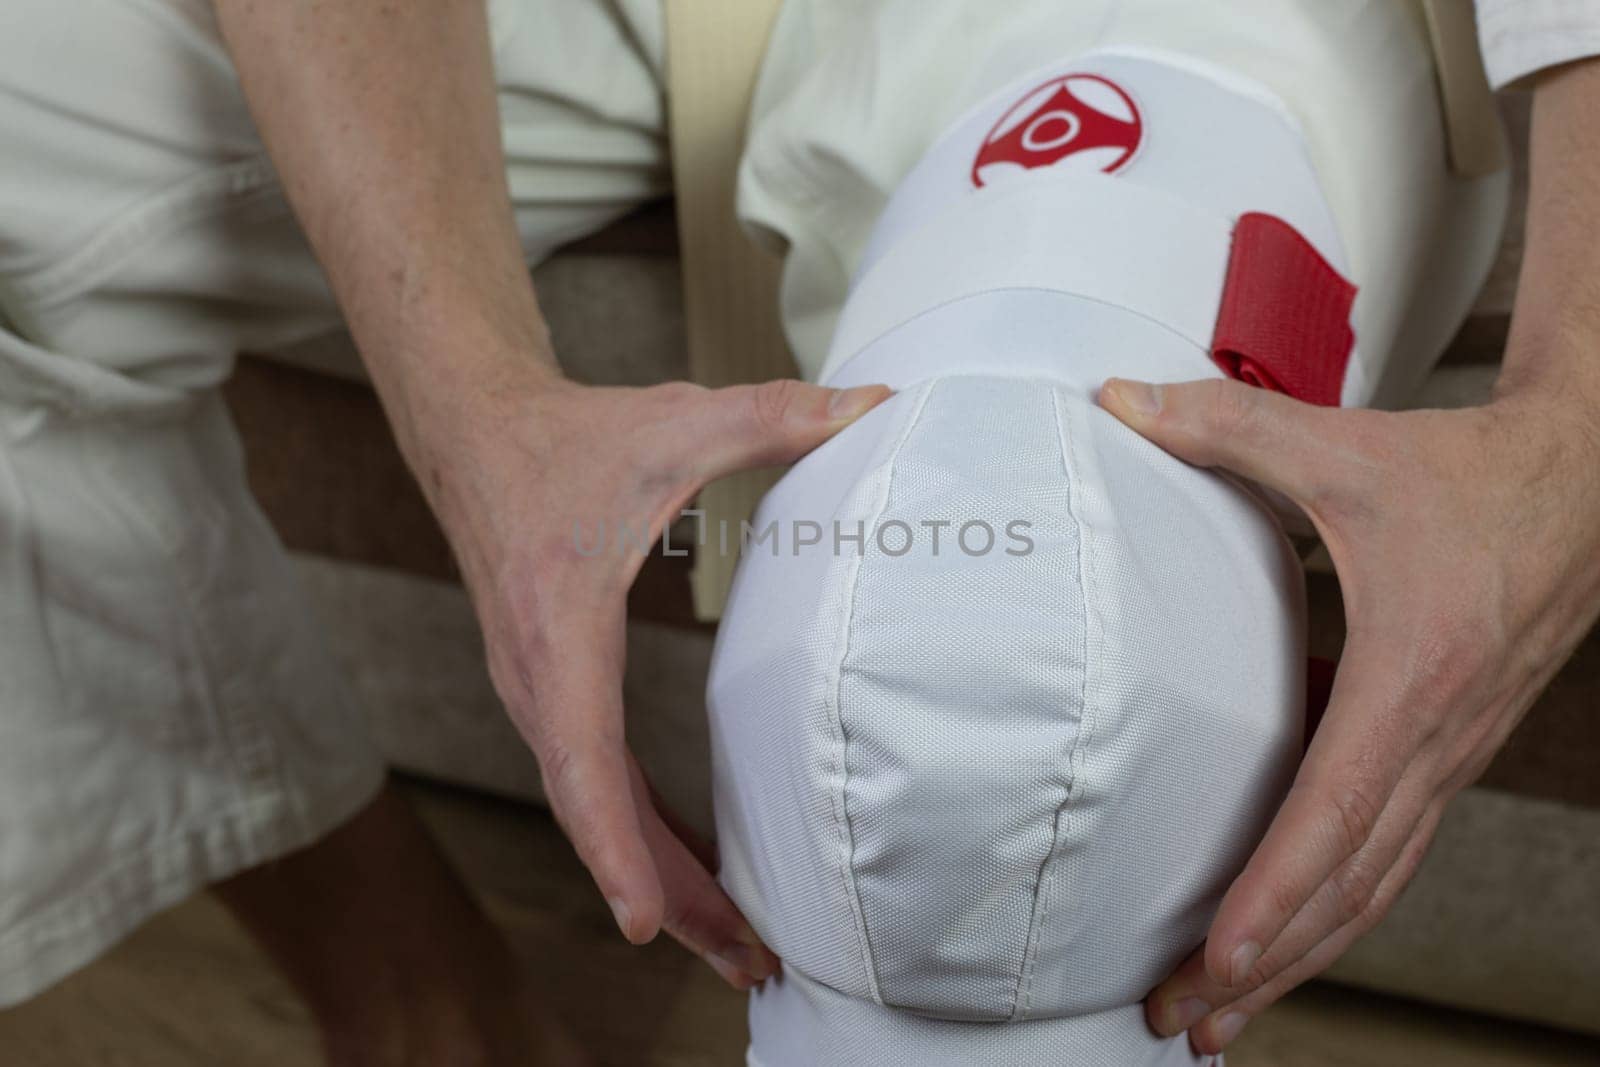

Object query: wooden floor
[3,779,1597,1067]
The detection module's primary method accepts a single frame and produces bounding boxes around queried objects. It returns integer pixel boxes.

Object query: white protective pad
[708,53,1320,1065]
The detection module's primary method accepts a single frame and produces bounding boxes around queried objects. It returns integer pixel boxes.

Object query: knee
[707,376,1306,1023]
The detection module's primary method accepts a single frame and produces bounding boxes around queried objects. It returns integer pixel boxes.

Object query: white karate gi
[0,0,1588,1033]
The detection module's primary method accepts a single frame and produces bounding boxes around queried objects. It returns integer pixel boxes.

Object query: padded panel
[838,377,1083,1019]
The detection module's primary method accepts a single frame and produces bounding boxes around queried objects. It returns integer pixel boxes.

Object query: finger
[1098,377,1360,512]
[537,730,662,944]
[1186,800,1446,1056]
[508,617,664,946]
[1197,629,1417,988]
[1144,944,1213,1039]
[644,774,719,871]
[1147,765,1435,1035]
[695,379,893,476]
[1232,770,1431,990]
[629,759,780,990]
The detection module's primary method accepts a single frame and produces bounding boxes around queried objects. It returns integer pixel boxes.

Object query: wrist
[1491,321,1600,411]
[376,334,572,511]
[356,281,563,390]
[1487,342,1600,514]
[363,290,563,420]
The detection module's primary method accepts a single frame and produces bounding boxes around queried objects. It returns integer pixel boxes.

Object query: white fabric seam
[86,429,291,800]
[0,792,284,957]
[0,762,385,1006]
[1015,384,1102,1021]
[0,157,285,305]
[829,170,1233,368]
[827,379,938,1005]
[0,438,65,704]
[1470,2,1600,90]
[829,286,1209,389]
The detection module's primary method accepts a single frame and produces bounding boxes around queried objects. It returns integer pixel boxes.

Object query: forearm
[212,0,557,482]
[1497,57,1600,406]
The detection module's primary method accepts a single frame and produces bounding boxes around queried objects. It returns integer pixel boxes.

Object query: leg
[0,0,666,1050]
[714,3,1510,1064]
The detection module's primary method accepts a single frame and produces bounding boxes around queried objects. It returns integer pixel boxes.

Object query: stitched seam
[0,760,384,967]
[81,421,293,806]
[1012,384,1100,1021]
[1,158,285,306]
[838,181,1230,356]
[834,286,1211,382]
[825,378,937,1006]
[0,431,69,706]
[1479,0,1580,37]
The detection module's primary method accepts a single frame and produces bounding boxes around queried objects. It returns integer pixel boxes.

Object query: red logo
[972,74,1143,187]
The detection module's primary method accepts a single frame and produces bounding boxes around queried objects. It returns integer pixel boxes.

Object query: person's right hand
[210,0,894,994]
[421,367,891,990]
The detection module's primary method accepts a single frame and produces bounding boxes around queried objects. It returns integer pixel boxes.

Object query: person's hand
[1098,371,1600,1055]
[421,367,890,990]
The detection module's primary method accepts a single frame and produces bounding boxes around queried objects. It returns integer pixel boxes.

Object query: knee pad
[708,50,1329,1065]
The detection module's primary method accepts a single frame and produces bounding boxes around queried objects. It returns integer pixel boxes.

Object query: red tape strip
[1211,213,1357,407]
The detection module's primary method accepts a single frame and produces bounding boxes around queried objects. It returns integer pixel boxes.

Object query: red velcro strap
[1211,213,1357,407]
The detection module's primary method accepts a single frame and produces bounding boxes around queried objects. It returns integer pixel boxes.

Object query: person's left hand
[1098,371,1600,1055]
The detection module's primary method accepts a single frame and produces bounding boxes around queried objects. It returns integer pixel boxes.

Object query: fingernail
[1167,997,1212,1034]
[731,926,781,979]
[607,896,632,939]
[828,384,889,422]
[1228,941,1262,986]
[706,951,756,991]
[1212,1011,1249,1046]
[719,941,776,981]
[1108,379,1162,416]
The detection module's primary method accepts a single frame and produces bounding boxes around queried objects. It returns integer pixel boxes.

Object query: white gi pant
[0,0,670,1007]
[0,0,1506,1053]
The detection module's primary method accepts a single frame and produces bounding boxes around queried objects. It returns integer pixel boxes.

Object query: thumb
[1099,377,1342,504]
[695,379,893,478]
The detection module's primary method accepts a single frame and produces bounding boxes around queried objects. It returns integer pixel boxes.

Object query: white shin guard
[709,51,1351,1066]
